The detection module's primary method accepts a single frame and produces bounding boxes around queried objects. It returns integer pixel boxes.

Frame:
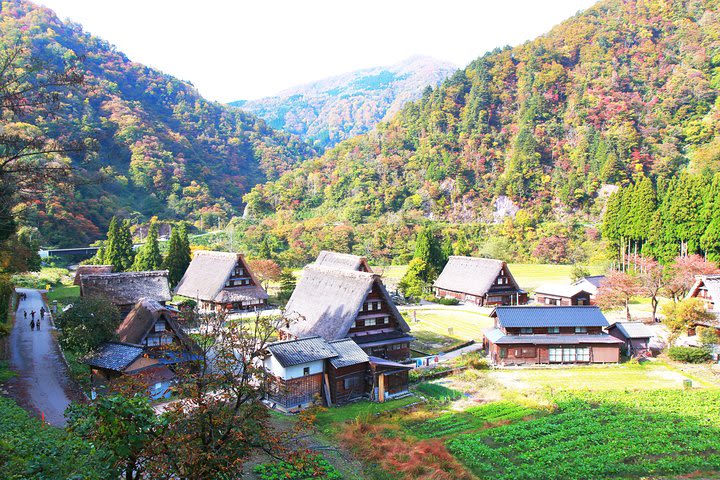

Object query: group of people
[23,306,48,331]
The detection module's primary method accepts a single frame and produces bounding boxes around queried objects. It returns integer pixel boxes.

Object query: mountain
[230,56,456,150]
[241,0,720,265]
[1,1,316,247]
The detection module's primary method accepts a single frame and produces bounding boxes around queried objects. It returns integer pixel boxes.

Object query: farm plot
[404,401,541,439]
[447,389,720,479]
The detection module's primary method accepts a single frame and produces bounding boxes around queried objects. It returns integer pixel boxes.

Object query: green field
[373,263,606,292]
[46,285,80,306]
[488,363,694,391]
[446,389,720,479]
[402,307,491,353]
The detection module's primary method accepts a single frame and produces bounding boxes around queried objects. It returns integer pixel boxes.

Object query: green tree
[131,222,162,271]
[412,227,443,282]
[104,217,135,272]
[66,395,160,480]
[277,269,296,305]
[398,258,431,299]
[57,296,121,355]
[164,224,191,287]
[662,297,715,344]
[258,236,272,259]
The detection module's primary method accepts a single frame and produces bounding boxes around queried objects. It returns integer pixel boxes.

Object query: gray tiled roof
[609,322,653,339]
[328,339,370,368]
[267,336,338,368]
[483,328,623,346]
[84,342,144,372]
[491,306,609,328]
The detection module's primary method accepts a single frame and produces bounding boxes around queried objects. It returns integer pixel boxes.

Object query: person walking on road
[40,307,45,318]
[23,310,27,320]
[30,318,35,331]
[30,310,35,321]
[36,316,41,330]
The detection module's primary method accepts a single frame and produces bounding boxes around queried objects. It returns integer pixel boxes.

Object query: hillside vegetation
[2,0,315,247]
[240,0,720,265]
[232,56,456,150]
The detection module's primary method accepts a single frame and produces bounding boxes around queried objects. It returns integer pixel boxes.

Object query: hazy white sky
[36,0,598,102]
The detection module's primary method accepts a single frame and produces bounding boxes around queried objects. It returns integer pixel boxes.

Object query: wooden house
[534,284,592,306]
[685,274,720,335]
[571,275,605,299]
[174,251,268,312]
[283,263,413,361]
[84,299,199,397]
[80,270,171,315]
[606,322,653,356]
[483,306,622,365]
[262,336,410,412]
[73,265,113,285]
[433,256,527,306]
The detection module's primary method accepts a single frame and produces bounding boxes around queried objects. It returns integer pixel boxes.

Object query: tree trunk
[625,300,631,321]
[651,296,658,322]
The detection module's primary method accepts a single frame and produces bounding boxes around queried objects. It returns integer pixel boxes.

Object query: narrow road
[7,288,84,427]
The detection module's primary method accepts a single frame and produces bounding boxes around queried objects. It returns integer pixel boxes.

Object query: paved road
[8,288,83,426]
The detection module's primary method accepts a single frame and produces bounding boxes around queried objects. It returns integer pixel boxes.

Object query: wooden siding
[267,373,323,410]
[488,342,619,365]
[327,362,368,405]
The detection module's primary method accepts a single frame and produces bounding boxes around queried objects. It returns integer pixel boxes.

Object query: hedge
[668,346,712,364]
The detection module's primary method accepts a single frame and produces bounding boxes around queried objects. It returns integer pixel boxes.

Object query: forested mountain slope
[2,0,315,247]
[245,0,720,234]
[231,56,456,150]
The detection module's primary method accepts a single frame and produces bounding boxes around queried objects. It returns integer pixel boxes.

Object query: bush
[0,397,112,479]
[668,346,712,363]
[455,352,489,370]
[431,296,460,305]
[253,453,342,480]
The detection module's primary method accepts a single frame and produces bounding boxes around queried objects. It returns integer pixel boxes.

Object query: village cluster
[71,250,718,412]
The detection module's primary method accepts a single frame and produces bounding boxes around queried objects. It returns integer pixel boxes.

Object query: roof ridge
[83,270,169,278]
[268,335,322,346]
[305,264,376,277]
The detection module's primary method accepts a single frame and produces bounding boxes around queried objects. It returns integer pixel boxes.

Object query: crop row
[447,389,720,479]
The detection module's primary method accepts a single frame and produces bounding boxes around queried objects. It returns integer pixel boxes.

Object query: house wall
[267,373,324,411]
[504,326,603,335]
[361,342,410,362]
[328,362,368,404]
[488,342,619,365]
[263,358,325,380]
[535,294,590,306]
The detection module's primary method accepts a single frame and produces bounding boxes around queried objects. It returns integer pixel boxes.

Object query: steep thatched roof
[73,265,114,285]
[80,271,171,306]
[116,298,199,353]
[433,256,521,297]
[315,250,370,272]
[284,265,410,341]
[174,250,267,303]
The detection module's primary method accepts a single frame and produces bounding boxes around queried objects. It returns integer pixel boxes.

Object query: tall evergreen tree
[412,226,443,281]
[178,222,191,269]
[164,225,190,287]
[628,175,656,254]
[117,219,135,271]
[132,222,163,271]
[277,269,296,305]
[258,237,272,259]
[103,216,124,271]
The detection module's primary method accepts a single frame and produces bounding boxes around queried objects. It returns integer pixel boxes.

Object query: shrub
[668,346,712,363]
[455,352,489,370]
[253,453,342,480]
[433,297,460,306]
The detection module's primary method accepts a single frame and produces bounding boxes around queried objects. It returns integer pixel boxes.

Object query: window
[562,348,576,362]
[520,327,533,334]
[303,367,310,376]
[548,327,560,334]
[344,376,361,390]
[380,317,388,324]
[576,347,590,362]
[575,327,587,333]
[365,318,376,327]
[499,347,507,358]
[366,302,374,311]
[548,347,562,362]
[155,320,166,332]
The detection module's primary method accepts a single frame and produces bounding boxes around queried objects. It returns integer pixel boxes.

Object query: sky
[36,0,599,103]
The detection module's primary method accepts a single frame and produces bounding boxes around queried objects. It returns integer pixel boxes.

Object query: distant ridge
[231,55,456,150]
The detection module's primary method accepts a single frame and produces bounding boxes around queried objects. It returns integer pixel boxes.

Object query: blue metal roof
[491,306,609,328]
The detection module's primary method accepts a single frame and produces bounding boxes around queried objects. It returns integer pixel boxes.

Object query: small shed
[534,284,592,306]
[606,322,653,357]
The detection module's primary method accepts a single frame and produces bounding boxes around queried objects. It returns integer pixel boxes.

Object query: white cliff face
[493,196,519,223]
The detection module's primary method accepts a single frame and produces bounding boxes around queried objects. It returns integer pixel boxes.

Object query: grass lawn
[488,362,693,392]
[402,307,491,354]
[46,285,80,306]
[314,396,417,434]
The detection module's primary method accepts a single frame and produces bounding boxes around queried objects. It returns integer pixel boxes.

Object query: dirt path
[7,288,84,426]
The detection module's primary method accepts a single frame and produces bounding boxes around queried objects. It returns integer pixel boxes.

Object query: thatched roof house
[283,264,412,361]
[73,265,114,285]
[116,298,199,353]
[174,251,268,311]
[315,250,371,272]
[80,270,171,313]
[433,256,527,306]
